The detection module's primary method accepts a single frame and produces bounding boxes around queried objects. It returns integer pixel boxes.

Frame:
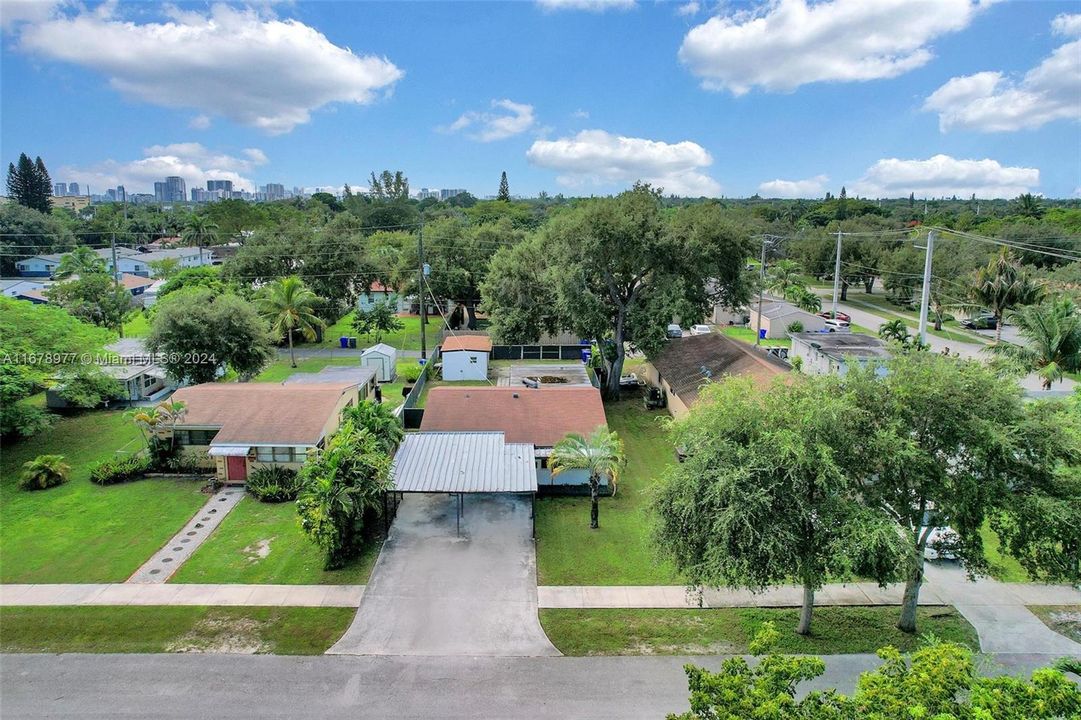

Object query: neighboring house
[165,383,359,484]
[441,335,492,381]
[789,332,891,377]
[119,273,156,297]
[15,247,140,278]
[711,304,749,326]
[15,246,213,279]
[1,278,47,301]
[284,366,378,400]
[142,278,168,307]
[357,281,407,313]
[750,301,827,339]
[361,343,398,382]
[46,337,175,409]
[419,386,608,494]
[643,332,790,418]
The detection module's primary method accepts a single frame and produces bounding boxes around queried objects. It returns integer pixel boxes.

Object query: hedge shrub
[89,454,151,486]
[246,465,302,503]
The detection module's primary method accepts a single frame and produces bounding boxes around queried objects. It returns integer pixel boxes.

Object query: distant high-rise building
[54,183,67,197]
[206,179,233,194]
[116,185,126,203]
[68,182,80,196]
[440,188,467,200]
[264,183,285,201]
[164,176,186,203]
[106,189,117,201]
[191,188,210,203]
[154,182,166,202]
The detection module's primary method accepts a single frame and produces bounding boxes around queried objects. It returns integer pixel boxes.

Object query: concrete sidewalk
[0,584,364,607]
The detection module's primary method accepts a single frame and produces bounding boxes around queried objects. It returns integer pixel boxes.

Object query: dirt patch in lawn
[1030,605,1081,644]
[166,613,269,654]
[242,537,274,563]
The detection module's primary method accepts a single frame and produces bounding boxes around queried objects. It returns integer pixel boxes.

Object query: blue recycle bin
[339,336,349,348]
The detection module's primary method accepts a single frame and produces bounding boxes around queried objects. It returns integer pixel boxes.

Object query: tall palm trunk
[288,330,296,368]
[589,474,600,529]
[994,313,1003,343]
[798,584,815,635]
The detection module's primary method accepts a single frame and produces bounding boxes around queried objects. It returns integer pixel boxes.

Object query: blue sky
[1,0,1078,199]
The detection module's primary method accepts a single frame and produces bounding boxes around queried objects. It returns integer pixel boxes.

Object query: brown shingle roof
[120,273,155,290]
[442,335,493,353]
[420,386,606,447]
[170,383,354,445]
[648,333,788,406]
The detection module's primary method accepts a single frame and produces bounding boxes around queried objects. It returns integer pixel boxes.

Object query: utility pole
[754,236,771,346]
[418,222,427,360]
[916,229,937,347]
[830,229,842,319]
[111,232,125,339]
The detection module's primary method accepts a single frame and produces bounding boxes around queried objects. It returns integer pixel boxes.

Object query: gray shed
[360,343,398,382]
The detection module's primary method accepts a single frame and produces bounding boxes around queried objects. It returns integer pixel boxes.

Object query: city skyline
[1,1,1079,199]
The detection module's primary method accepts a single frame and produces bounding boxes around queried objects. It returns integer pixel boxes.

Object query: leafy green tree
[352,301,403,343]
[6,153,52,213]
[653,376,903,635]
[765,259,804,297]
[787,286,822,313]
[549,427,626,530]
[53,366,124,408]
[297,421,392,569]
[342,400,404,454]
[986,297,1081,390]
[158,266,230,300]
[0,203,74,274]
[254,276,325,368]
[180,215,220,248]
[368,170,410,201]
[1013,192,1044,219]
[480,234,562,343]
[970,249,1044,342]
[497,171,510,201]
[846,352,1076,633]
[47,274,134,333]
[54,245,107,279]
[19,454,71,491]
[146,289,276,383]
[878,318,911,344]
[147,256,181,279]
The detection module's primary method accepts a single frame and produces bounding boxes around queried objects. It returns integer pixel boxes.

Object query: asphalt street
[1,652,1070,719]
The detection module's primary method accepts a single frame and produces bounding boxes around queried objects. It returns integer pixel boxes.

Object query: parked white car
[690,324,712,336]
[824,318,851,332]
[922,526,959,560]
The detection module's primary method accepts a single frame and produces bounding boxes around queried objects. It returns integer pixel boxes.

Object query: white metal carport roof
[391,432,537,494]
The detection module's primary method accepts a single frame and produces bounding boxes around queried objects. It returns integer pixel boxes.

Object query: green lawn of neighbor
[1028,605,1081,644]
[535,398,683,585]
[253,356,360,383]
[540,606,978,656]
[122,312,150,338]
[171,497,381,585]
[844,293,988,345]
[0,411,207,583]
[320,313,430,351]
[0,606,355,655]
[721,325,792,349]
[981,522,1030,583]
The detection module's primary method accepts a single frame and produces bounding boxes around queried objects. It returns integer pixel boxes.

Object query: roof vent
[512,392,519,399]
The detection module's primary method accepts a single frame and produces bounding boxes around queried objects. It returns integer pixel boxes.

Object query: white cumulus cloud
[0,0,63,30]
[850,154,1039,199]
[758,175,829,198]
[526,129,721,197]
[923,14,1081,132]
[676,2,700,17]
[679,0,986,95]
[58,143,270,195]
[441,99,536,142]
[15,4,403,134]
[536,0,634,11]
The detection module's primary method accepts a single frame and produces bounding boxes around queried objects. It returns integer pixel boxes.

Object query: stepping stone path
[126,489,245,584]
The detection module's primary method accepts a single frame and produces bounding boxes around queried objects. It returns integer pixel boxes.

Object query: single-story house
[441,335,492,381]
[284,366,377,400]
[712,305,750,326]
[165,382,359,484]
[751,301,827,339]
[115,247,214,277]
[643,332,790,418]
[789,332,891,377]
[119,273,156,297]
[1,278,47,301]
[419,385,608,494]
[357,281,408,313]
[15,247,140,278]
[46,363,170,409]
[361,343,398,382]
[141,278,168,307]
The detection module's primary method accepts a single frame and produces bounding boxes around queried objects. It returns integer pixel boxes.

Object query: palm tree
[878,318,911,344]
[1013,193,1044,219]
[54,246,106,279]
[20,454,72,490]
[766,260,804,298]
[788,286,822,314]
[342,400,404,453]
[125,404,169,447]
[986,297,1081,390]
[181,215,220,249]
[970,250,1044,343]
[255,276,326,368]
[550,428,626,530]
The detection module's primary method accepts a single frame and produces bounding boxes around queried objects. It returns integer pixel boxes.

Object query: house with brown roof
[419,385,608,494]
[165,382,359,484]
[643,332,790,418]
[441,335,492,381]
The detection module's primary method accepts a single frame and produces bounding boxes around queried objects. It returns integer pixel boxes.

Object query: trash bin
[339,336,349,348]
[348,337,357,349]
[581,349,592,363]
[759,328,767,340]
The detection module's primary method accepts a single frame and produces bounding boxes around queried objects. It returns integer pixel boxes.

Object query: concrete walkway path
[330,493,559,657]
[0,583,364,607]
[127,488,245,583]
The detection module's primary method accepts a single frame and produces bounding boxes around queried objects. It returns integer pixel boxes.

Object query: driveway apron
[329,493,559,656]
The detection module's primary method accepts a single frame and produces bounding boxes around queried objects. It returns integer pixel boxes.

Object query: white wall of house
[442,349,488,381]
[15,257,58,277]
[757,310,827,338]
[789,337,888,377]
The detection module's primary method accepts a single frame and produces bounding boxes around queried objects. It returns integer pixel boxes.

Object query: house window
[143,375,155,388]
[469,356,478,364]
[255,446,309,463]
[175,429,218,446]
[255,447,274,462]
[273,446,292,462]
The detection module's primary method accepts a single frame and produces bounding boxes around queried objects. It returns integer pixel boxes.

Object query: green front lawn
[320,313,431,351]
[540,606,978,656]
[253,356,361,383]
[981,522,1030,582]
[1,411,208,583]
[844,293,989,345]
[535,398,682,585]
[171,497,380,585]
[0,606,355,655]
[122,312,150,338]
[721,325,791,349]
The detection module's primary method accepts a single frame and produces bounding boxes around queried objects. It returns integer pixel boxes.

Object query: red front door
[226,456,248,484]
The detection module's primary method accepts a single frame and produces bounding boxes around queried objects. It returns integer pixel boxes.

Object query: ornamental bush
[19,454,71,491]
[89,453,151,486]
[246,466,302,503]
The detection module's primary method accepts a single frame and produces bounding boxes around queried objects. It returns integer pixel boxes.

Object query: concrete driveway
[329,493,559,657]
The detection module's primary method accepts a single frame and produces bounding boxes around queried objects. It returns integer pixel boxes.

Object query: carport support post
[456,493,462,536]
[532,493,536,539]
